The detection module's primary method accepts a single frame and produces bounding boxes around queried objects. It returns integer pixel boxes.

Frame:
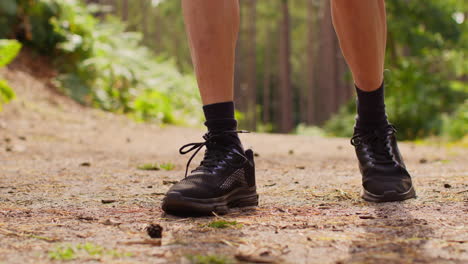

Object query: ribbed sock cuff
[203,101,235,121]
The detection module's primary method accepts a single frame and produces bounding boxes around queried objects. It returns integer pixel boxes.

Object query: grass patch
[187,254,233,264]
[137,163,160,171]
[159,162,175,171]
[137,162,175,171]
[49,246,76,261]
[48,243,132,261]
[206,220,241,229]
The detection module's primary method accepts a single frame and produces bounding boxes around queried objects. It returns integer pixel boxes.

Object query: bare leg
[182,0,239,105]
[331,0,386,91]
[161,1,260,216]
[331,1,416,203]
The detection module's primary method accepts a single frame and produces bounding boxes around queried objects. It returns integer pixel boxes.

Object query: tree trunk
[152,3,163,53]
[121,0,129,22]
[317,0,336,124]
[140,0,149,43]
[336,39,351,108]
[278,0,293,132]
[246,0,257,130]
[262,29,274,124]
[306,0,318,125]
[234,2,245,117]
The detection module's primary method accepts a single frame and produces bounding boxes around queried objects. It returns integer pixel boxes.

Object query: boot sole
[162,186,258,216]
[362,186,416,203]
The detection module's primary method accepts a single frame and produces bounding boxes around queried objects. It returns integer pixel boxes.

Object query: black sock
[355,82,389,130]
[203,101,242,148]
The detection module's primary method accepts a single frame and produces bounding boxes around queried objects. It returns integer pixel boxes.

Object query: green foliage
[0,80,15,110]
[441,100,468,141]
[159,162,175,171]
[0,39,21,110]
[48,245,76,261]
[187,254,233,264]
[137,163,161,171]
[0,39,21,66]
[295,123,326,137]
[0,0,64,52]
[48,243,132,261]
[384,61,465,139]
[0,0,201,125]
[137,162,174,171]
[323,101,356,138]
[206,220,241,229]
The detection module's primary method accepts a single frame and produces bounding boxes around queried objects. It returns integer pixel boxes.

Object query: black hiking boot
[351,124,416,202]
[162,131,258,216]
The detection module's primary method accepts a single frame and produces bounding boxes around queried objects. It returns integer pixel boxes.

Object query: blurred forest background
[0,0,466,141]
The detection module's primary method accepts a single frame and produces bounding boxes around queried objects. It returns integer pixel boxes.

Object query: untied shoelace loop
[179,130,249,178]
[351,125,397,164]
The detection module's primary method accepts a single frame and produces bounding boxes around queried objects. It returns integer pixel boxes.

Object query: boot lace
[351,125,397,165]
[179,130,249,177]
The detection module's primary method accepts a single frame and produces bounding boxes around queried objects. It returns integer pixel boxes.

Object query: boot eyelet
[351,138,361,146]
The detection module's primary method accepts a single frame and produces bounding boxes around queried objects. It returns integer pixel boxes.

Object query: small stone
[359,215,375,219]
[419,158,428,164]
[80,162,91,167]
[296,166,305,170]
[146,224,163,238]
[288,150,294,155]
[254,152,260,157]
[18,136,27,141]
[444,183,452,188]
[147,185,153,188]
[101,199,117,204]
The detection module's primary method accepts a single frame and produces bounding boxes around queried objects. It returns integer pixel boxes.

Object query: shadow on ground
[341,201,460,264]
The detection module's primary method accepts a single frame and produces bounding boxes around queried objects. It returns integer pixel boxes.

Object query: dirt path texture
[0,52,467,264]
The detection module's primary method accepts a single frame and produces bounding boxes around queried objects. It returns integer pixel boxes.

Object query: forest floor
[0,52,467,264]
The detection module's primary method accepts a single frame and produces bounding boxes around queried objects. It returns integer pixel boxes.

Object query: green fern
[0,39,21,110]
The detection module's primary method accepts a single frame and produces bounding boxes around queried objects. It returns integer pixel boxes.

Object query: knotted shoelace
[351,125,397,165]
[179,130,249,177]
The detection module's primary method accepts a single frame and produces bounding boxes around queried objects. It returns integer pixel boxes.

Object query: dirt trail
[1,54,467,263]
